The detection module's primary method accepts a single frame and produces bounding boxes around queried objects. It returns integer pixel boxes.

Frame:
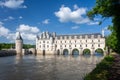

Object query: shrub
[84,55,114,80]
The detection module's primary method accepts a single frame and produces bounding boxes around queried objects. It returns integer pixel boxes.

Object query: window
[69,41,71,43]
[65,41,66,43]
[80,45,81,47]
[75,40,76,43]
[72,36,74,39]
[75,45,76,47]
[86,40,87,42]
[47,45,49,48]
[69,45,71,47]
[43,41,45,43]
[60,45,62,47]
[62,36,64,39]
[98,40,100,42]
[92,40,93,42]
[61,41,62,43]
[86,44,87,47]
[65,45,66,47]
[92,44,94,47]
[98,44,100,47]
[40,45,41,48]
[67,36,69,39]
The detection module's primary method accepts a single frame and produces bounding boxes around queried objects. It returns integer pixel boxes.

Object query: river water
[0,55,104,80]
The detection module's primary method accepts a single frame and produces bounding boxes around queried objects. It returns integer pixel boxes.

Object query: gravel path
[108,54,120,80]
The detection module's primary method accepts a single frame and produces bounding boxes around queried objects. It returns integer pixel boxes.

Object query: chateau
[36,31,105,55]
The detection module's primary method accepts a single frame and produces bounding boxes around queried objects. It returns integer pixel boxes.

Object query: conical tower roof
[16,32,23,40]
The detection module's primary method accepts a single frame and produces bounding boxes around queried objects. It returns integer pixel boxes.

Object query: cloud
[16,24,40,41]
[73,4,79,10]
[19,16,23,19]
[6,33,16,41]
[0,0,27,9]
[55,5,90,24]
[0,23,10,37]
[3,16,23,22]
[3,16,14,21]
[71,26,79,29]
[17,24,40,33]
[55,4,100,25]
[87,22,99,25]
[8,16,14,20]
[42,19,50,24]
[0,23,40,43]
[0,21,3,25]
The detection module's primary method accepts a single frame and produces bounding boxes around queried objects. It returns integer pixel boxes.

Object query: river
[0,54,104,80]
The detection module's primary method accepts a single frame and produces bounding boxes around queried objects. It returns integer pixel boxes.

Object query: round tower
[15,32,23,56]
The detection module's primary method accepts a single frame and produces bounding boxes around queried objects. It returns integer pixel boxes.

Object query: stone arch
[29,51,33,54]
[63,49,69,55]
[57,49,60,55]
[94,48,104,56]
[83,48,91,55]
[72,48,79,55]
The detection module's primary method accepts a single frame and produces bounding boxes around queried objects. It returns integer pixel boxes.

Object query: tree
[87,0,120,53]
[106,26,117,52]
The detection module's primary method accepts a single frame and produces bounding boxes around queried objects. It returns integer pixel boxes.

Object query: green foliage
[95,48,103,53]
[87,0,120,18]
[104,55,114,62]
[23,44,35,49]
[87,0,120,53]
[83,49,90,54]
[0,43,35,50]
[106,25,117,52]
[0,43,15,50]
[112,16,120,53]
[84,56,114,80]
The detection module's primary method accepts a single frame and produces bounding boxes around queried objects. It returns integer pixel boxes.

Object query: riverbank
[84,53,120,80]
[108,54,120,80]
[0,50,16,57]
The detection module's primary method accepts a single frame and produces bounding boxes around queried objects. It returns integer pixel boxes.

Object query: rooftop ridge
[57,33,101,36]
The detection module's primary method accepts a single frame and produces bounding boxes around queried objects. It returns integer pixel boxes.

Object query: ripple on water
[0,55,104,80]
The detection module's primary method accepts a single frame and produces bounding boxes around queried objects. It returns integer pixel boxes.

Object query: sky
[0,0,112,44]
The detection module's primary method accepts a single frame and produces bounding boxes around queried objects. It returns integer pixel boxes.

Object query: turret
[102,29,105,37]
[15,32,23,56]
[52,32,56,38]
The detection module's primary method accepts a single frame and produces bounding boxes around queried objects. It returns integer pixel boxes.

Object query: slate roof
[16,32,23,40]
[56,33,103,39]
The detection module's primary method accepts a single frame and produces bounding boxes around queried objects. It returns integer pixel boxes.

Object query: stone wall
[0,50,16,57]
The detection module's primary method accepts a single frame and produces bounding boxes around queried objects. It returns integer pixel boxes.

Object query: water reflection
[0,54,104,80]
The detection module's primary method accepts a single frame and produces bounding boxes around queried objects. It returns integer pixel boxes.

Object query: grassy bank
[84,55,114,80]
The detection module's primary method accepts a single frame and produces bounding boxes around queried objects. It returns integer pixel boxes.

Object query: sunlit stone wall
[36,31,105,55]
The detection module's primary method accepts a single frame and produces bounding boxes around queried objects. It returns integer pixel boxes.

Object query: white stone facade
[36,32,105,55]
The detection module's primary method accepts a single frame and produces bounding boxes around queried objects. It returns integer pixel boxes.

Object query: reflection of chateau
[36,32,105,55]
